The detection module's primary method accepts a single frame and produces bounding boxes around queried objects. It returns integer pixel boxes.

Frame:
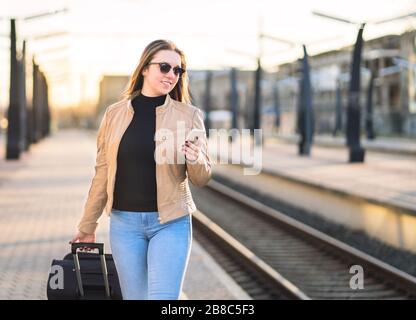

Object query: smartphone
[186,128,206,143]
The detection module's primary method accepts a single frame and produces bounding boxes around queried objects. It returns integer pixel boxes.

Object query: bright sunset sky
[0,0,415,108]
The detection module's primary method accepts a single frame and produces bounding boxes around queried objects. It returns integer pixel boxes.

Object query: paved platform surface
[0,129,249,300]
[209,135,416,215]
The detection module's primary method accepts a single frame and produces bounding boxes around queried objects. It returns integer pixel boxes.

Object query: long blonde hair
[123,39,191,104]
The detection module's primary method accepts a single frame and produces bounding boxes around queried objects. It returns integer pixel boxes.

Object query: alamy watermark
[154,121,263,175]
[349,265,364,290]
[49,265,64,290]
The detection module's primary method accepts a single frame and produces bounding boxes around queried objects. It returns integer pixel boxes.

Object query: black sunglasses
[147,62,186,77]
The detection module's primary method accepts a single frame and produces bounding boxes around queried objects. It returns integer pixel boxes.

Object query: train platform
[0,129,249,300]
[209,134,416,252]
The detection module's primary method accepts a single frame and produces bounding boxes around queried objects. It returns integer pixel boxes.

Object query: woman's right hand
[69,230,96,251]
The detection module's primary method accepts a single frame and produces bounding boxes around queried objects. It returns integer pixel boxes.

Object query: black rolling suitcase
[47,242,123,300]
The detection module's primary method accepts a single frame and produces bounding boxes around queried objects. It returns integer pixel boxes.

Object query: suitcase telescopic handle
[71,242,111,298]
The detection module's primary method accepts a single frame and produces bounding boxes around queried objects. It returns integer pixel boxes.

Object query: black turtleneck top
[112,93,167,212]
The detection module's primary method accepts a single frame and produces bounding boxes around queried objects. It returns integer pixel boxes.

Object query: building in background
[93,31,416,137]
[277,30,416,137]
[95,75,129,127]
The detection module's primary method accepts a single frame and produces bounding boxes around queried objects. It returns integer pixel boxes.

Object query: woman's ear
[142,66,148,77]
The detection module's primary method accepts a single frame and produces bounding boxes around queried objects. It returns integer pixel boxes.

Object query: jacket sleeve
[77,110,109,234]
[186,108,212,187]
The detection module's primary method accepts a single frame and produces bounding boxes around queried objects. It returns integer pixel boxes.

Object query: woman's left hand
[181,140,201,162]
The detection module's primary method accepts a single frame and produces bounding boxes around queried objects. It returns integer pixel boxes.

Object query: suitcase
[47,242,123,300]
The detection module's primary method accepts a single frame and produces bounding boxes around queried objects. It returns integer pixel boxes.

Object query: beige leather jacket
[78,94,212,234]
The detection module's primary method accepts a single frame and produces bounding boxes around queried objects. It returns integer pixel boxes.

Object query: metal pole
[253,58,262,146]
[19,40,29,151]
[204,70,212,137]
[298,45,314,155]
[273,83,281,128]
[365,71,375,140]
[230,67,239,142]
[345,24,365,162]
[6,19,21,160]
[230,67,238,130]
[40,71,47,139]
[45,77,51,136]
[333,80,343,136]
[32,59,41,143]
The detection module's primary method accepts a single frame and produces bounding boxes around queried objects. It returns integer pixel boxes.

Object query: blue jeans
[109,209,192,300]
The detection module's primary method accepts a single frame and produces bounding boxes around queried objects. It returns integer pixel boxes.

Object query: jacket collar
[126,93,172,115]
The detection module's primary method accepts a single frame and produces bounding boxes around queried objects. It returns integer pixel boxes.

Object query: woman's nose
[167,69,177,78]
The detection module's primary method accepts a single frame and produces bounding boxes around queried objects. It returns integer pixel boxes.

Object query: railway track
[191,179,416,300]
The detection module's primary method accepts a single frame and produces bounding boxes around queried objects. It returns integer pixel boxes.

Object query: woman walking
[70,39,212,300]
